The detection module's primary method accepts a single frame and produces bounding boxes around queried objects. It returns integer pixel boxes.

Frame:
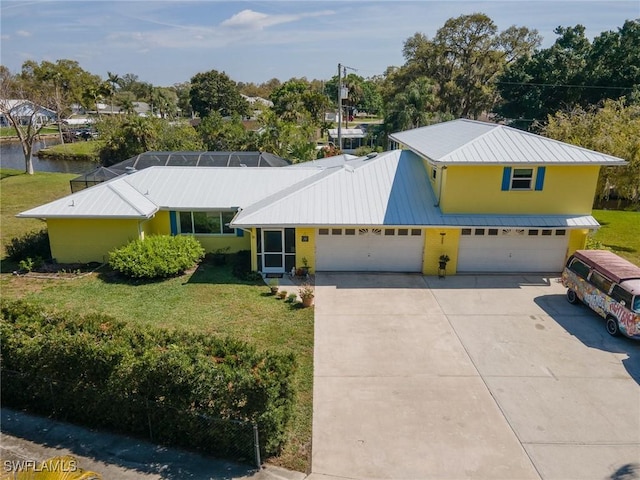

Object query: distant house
[0,99,57,127]
[328,128,367,153]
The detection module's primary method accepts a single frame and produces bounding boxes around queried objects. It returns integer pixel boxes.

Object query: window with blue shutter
[535,167,546,191]
[501,167,512,191]
[169,211,178,235]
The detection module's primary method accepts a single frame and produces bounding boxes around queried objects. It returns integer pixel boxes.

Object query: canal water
[0,138,97,174]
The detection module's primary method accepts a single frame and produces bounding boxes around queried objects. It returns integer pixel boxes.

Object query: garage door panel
[316,229,423,272]
[458,230,568,273]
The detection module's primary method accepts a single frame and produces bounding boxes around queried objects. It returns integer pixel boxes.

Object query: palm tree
[106,71,121,114]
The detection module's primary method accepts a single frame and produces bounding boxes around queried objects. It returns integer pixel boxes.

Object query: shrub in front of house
[108,235,205,279]
[6,228,51,262]
[0,299,296,460]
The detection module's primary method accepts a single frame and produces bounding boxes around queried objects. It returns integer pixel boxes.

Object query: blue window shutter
[535,167,546,191]
[169,211,177,235]
[501,167,512,191]
[236,229,244,237]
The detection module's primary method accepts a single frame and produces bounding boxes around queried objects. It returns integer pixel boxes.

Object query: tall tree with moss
[401,13,540,119]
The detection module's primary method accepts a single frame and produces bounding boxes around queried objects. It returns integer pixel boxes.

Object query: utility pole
[337,63,357,153]
[337,63,342,153]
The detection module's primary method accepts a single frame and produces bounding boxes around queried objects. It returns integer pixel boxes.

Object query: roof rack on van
[573,250,640,284]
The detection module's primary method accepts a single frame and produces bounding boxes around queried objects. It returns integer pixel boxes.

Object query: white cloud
[16,30,31,37]
[220,8,334,30]
[1,34,9,40]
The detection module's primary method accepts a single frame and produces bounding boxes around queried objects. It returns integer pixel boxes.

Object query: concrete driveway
[309,273,640,480]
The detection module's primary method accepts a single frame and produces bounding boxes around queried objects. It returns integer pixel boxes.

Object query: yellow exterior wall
[422,228,460,275]
[47,218,141,264]
[440,165,600,215]
[295,228,316,273]
[142,211,171,236]
[193,235,251,253]
[567,229,589,258]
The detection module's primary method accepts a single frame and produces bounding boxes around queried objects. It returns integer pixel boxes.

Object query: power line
[496,81,635,91]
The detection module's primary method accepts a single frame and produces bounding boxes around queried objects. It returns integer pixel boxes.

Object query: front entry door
[262,229,285,273]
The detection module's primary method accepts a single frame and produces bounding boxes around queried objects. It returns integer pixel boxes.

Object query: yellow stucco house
[18,119,626,275]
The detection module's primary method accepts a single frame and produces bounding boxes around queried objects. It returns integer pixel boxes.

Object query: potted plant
[438,254,450,270]
[299,283,314,307]
[300,257,310,276]
[277,290,287,299]
[268,278,279,295]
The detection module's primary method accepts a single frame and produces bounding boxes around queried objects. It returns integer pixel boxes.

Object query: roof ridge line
[233,167,345,222]
[109,179,158,217]
[437,120,499,162]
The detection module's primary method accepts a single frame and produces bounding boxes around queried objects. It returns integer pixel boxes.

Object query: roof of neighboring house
[231,150,599,229]
[1,99,56,117]
[389,119,627,166]
[19,167,322,219]
[328,128,365,139]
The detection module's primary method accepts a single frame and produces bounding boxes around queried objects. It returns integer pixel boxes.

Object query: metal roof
[125,167,320,210]
[18,166,321,219]
[390,119,627,166]
[18,178,158,219]
[328,128,365,139]
[232,150,600,229]
[286,154,359,168]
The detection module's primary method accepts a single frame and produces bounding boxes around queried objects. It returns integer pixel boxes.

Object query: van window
[610,285,633,306]
[589,270,613,293]
[568,258,590,279]
[633,297,640,314]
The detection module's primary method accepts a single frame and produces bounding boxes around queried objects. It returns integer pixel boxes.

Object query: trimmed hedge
[0,300,296,460]
[109,235,205,278]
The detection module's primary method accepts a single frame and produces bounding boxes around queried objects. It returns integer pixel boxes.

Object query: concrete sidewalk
[0,408,305,480]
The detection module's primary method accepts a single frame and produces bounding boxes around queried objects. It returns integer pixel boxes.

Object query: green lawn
[591,209,640,265]
[36,140,102,162]
[0,169,313,470]
[1,126,59,137]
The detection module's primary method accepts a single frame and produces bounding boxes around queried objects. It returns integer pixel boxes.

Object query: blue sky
[1,1,638,86]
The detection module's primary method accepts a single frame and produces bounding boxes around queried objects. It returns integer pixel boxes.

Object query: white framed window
[179,211,235,235]
[511,168,534,190]
[511,168,533,190]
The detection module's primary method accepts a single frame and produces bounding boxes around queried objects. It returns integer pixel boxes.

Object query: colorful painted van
[561,250,640,339]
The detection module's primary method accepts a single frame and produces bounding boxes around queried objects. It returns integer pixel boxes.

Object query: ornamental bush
[6,228,51,261]
[0,300,296,460]
[108,235,205,278]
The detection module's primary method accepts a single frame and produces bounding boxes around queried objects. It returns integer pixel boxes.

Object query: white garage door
[316,228,424,272]
[458,228,569,273]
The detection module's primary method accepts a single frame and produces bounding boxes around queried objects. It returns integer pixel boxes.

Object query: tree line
[1,13,638,204]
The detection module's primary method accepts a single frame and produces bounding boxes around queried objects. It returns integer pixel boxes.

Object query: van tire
[606,316,620,337]
[566,289,579,304]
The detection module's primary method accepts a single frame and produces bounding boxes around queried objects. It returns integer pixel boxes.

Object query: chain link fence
[1,369,261,467]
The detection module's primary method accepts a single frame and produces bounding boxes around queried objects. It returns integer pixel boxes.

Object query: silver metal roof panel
[390,119,626,166]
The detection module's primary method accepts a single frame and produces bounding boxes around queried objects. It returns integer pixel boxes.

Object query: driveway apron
[310,273,540,480]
